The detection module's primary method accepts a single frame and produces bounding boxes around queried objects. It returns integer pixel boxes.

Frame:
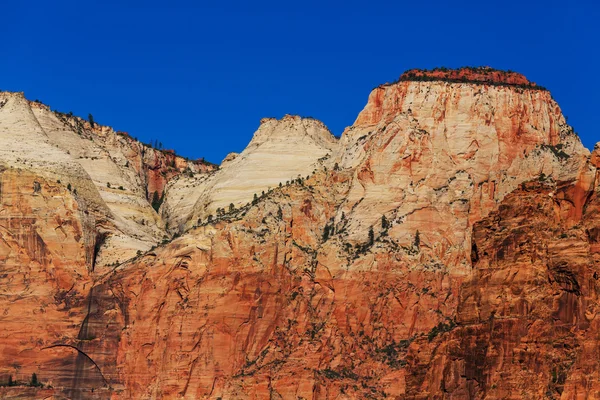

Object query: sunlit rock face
[0,168,104,399]
[0,69,599,399]
[161,114,338,233]
[0,92,215,267]
[408,170,600,399]
[334,69,587,275]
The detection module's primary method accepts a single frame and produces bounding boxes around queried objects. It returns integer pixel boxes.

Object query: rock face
[0,168,105,398]
[0,69,599,399]
[161,114,337,233]
[335,71,587,275]
[0,93,215,266]
[407,177,600,399]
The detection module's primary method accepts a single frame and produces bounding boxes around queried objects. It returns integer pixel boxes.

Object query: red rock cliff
[0,70,598,399]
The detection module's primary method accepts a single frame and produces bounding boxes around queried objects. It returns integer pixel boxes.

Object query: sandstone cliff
[0,92,215,267]
[0,68,598,399]
[333,68,587,276]
[161,114,337,233]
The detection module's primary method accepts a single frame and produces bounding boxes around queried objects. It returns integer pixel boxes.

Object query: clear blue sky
[1,0,598,163]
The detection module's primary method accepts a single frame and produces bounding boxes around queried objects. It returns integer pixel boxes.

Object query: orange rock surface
[0,69,598,399]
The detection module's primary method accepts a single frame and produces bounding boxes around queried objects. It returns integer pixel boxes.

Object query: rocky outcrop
[162,114,337,233]
[46,147,597,400]
[221,152,239,165]
[334,74,587,276]
[0,92,215,266]
[0,168,110,399]
[406,170,600,398]
[0,69,598,399]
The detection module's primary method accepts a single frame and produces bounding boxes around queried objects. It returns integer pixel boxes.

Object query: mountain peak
[356,67,558,129]
[251,114,336,148]
[259,114,329,127]
[0,90,25,99]
[1,69,598,400]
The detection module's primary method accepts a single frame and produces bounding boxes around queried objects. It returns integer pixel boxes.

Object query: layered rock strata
[0,92,215,266]
[162,114,337,233]
[0,69,598,399]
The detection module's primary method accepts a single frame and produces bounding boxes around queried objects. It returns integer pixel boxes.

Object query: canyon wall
[0,68,598,399]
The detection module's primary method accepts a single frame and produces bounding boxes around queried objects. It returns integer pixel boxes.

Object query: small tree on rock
[322,224,332,242]
[30,373,38,387]
[381,215,389,230]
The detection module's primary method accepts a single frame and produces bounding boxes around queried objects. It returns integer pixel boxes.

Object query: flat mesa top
[388,66,546,90]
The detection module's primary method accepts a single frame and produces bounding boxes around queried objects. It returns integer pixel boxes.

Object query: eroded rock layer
[0,69,599,399]
[162,114,337,233]
[0,92,216,267]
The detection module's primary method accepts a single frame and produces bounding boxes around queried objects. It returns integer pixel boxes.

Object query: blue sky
[1,0,598,163]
